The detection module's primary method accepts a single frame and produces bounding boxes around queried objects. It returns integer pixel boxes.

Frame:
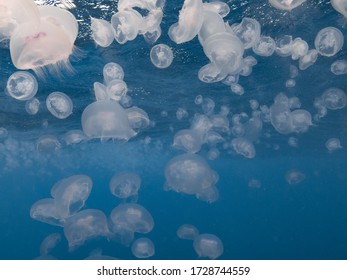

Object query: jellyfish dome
[46,91,73,119]
[193,233,224,259]
[64,209,109,250]
[268,0,306,11]
[81,100,137,141]
[90,17,114,48]
[314,27,344,57]
[164,153,219,196]
[150,44,174,69]
[6,71,38,101]
[131,238,155,258]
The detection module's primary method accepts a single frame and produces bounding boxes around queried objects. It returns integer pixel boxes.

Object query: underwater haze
[0,0,347,260]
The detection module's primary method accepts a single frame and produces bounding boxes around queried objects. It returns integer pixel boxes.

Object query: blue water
[0,0,347,260]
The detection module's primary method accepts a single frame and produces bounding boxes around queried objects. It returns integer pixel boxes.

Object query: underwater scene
[0,0,347,260]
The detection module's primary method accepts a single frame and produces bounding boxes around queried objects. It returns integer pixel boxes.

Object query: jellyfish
[6,71,38,101]
[275,35,293,57]
[39,233,61,256]
[321,88,346,110]
[177,224,199,240]
[168,0,204,44]
[93,82,108,101]
[150,44,174,69]
[230,83,245,95]
[331,60,347,75]
[109,172,141,199]
[203,1,230,18]
[314,27,344,57]
[106,79,128,101]
[291,38,308,60]
[46,91,73,119]
[231,17,261,50]
[193,233,224,259]
[290,109,312,133]
[285,169,305,185]
[36,135,61,153]
[25,98,40,115]
[81,100,137,141]
[268,0,306,11]
[126,107,150,131]
[0,0,40,38]
[231,137,256,158]
[173,129,203,153]
[50,175,93,219]
[63,130,87,145]
[325,138,342,152]
[331,0,347,18]
[64,209,109,250]
[131,238,155,258]
[30,198,64,227]
[299,49,318,70]
[90,17,114,47]
[103,62,125,84]
[252,35,276,57]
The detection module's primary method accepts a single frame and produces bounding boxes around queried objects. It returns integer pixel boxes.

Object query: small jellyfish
[321,88,346,110]
[36,135,61,153]
[203,1,230,18]
[331,60,347,75]
[285,79,296,88]
[231,17,261,49]
[91,17,114,47]
[269,0,306,11]
[231,137,256,158]
[109,172,141,199]
[150,44,173,69]
[325,138,342,152]
[275,35,293,57]
[25,98,40,115]
[198,63,227,84]
[63,129,87,145]
[30,198,63,227]
[193,233,223,259]
[39,233,61,256]
[126,106,150,130]
[331,0,347,18]
[177,224,199,240]
[291,109,312,133]
[6,71,38,101]
[230,83,245,95]
[81,100,137,141]
[93,82,108,101]
[131,238,155,259]
[299,49,318,70]
[106,79,128,101]
[291,37,308,60]
[173,129,203,154]
[64,209,109,250]
[103,62,125,84]
[314,27,344,57]
[168,0,204,44]
[252,35,276,57]
[46,92,73,119]
[285,169,305,185]
[176,107,188,120]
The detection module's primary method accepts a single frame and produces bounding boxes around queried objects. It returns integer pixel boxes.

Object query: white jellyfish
[91,17,114,47]
[131,238,155,258]
[109,172,141,199]
[177,224,199,240]
[106,79,128,101]
[321,88,346,110]
[331,0,347,18]
[63,130,87,145]
[299,49,318,70]
[64,209,109,250]
[325,138,342,152]
[252,35,276,57]
[81,100,137,141]
[268,0,306,11]
[103,62,125,84]
[6,71,38,101]
[126,106,150,131]
[314,27,344,57]
[30,198,64,227]
[36,135,61,153]
[231,137,256,158]
[93,82,108,101]
[275,35,293,57]
[291,37,308,60]
[285,169,305,185]
[203,1,230,18]
[193,233,223,259]
[331,60,347,75]
[46,91,73,119]
[150,44,174,69]
[39,233,61,256]
[25,98,40,115]
[173,129,203,153]
[231,17,261,49]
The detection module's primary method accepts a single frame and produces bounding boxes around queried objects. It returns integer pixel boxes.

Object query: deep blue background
[0,0,346,259]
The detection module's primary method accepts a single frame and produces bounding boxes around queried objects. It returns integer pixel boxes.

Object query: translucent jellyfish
[176,107,188,120]
[288,136,299,148]
[36,135,61,153]
[198,63,227,84]
[40,233,61,256]
[10,20,74,72]
[109,172,141,199]
[81,100,137,141]
[231,17,261,49]
[291,37,308,60]
[120,95,133,108]
[331,0,347,18]
[164,153,219,196]
[331,60,347,75]
[325,138,342,152]
[285,79,296,88]
[285,169,305,185]
[210,114,230,133]
[195,185,219,203]
[143,26,162,44]
[231,137,256,158]
[126,107,150,131]
[291,109,312,133]
[314,27,344,57]
[230,83,245,95]
[202,97,215,115]
[299,49,318,70]
[275,35,293,57]
[177,224,199,240]
[173,129,203,153]
[203,1,230,18]
[168,0,204,44]
[193,233,223,259]
[140,8,163,34]
[63,130,87,145]
[131,238,155,259]
[91,17,114,47]
[25,98,40,115]
[270,95,293,134]
[321,88,346,110]
[6,71,38,101]
[0,0,40,38]
[46,92,73,119]
[103,62,125,84]
[252,35,276,57]
[106,79,128,101]
[111,10,142,44]
[268,0,306,11]
[51,175,93,219]
[150,44,173,69]
[198,10,226,45]
[38,5,78,45]
[93,82,108,101]
[190,114,213,134]
[64,209,109,250]
[30,198,64,227]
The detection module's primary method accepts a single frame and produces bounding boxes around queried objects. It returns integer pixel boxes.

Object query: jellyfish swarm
[8,4,78,75]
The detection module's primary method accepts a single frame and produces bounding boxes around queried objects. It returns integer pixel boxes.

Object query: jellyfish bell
[81,100,137,141]
[90,17,114,48]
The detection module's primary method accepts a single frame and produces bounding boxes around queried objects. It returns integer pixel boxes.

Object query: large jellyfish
[81,100,137,141]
